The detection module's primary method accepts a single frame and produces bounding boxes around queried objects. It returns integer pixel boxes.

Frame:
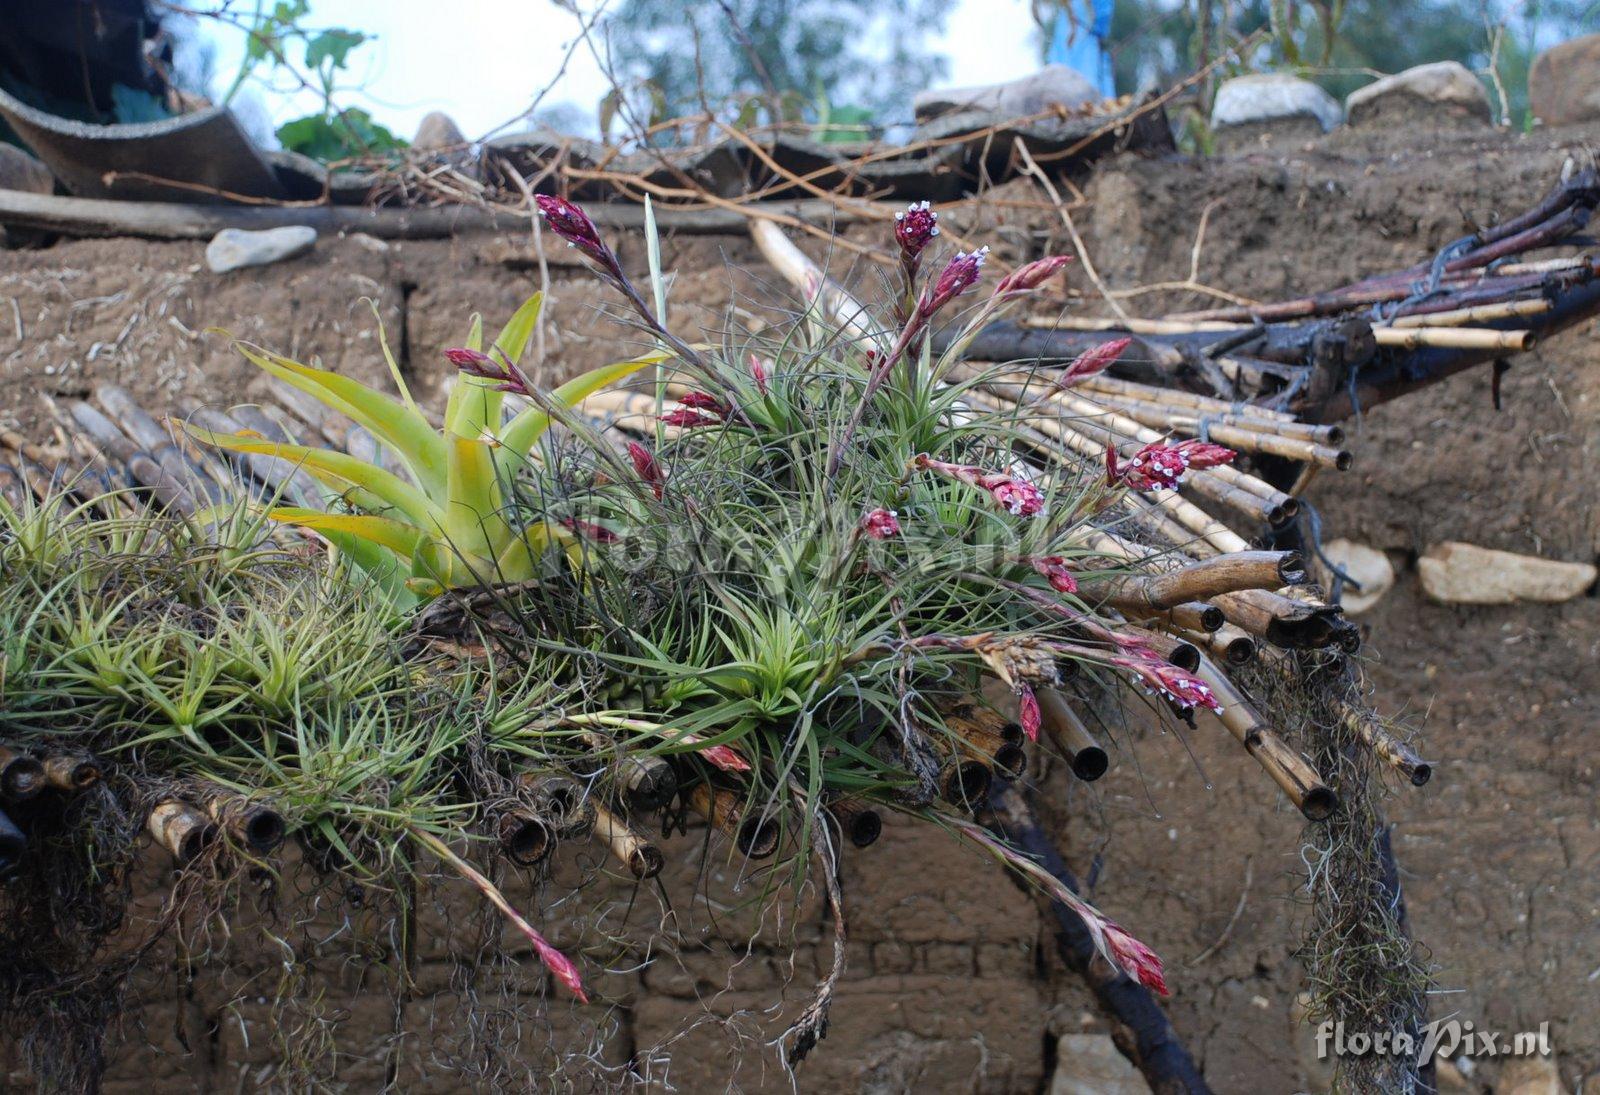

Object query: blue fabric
[1046,0,1115,97]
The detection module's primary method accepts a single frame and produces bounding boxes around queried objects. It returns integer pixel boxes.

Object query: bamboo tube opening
[147,801,216,863]
[0,747,45,802]
[1175,602,1225,633]
[519,773,596,839]
[1178,624,1257,666]
[615,753,678,812]
[1341,705,1432,787]
[42,752,101,793]
[688,783,780,860]
[945,709,1027,777]
[736,814,781,859]
[1035,689,1109,782]
[497,811,555,867]
[940,757,993,807]
[203,795,287,855]
[592,802,664,879]
[827,797,883,848]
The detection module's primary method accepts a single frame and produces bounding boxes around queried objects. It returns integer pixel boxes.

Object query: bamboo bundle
[1077,395,1352,469]
[946,708,1028,777]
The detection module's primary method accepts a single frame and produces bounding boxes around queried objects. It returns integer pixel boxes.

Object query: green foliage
[276,106,404,161]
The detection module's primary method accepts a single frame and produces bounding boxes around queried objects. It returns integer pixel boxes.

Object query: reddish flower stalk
[662,390,733,429]
[860,507,901,539]
[444,346,530,396]
[1026,555,1078,594]
[748,352,772,396]
[535,194,622,281]
[559,516,620,543]
[914,454,1044,517]
[626,441,663,499]
[993,255,1071,300]
[1017,684,1042,742]
[1112,654,1222,712]
[1104,922,1169,995]
[1057,337,1131,388]
[1105,439,1236,491]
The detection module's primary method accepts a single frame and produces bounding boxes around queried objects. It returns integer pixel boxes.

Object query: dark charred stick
[0,746,45,802]
[1035,689,1109,782]
[687,783,780,859]
[980,782,1212,1094]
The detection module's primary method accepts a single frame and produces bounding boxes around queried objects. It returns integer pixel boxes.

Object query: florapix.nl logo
[1316,1019,1552,1062]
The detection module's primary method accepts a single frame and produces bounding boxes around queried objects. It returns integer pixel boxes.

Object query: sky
[186,0,1042,145]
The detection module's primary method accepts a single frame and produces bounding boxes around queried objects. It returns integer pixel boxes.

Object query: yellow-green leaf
[266,507,425,558]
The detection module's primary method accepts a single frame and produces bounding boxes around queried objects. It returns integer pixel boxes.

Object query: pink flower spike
[994,255,1071,298]
[535,194,610,264]
[860,507,901,539]
[1106,439,1237,491]
[914,454,1045,518]
[626,441,663,499]
[559,517,619,544]
[918,246,990,318]
[1114,655,1222,713]
[701,744,751,772]
[894,200,939,261]
[1018,685,1041,742]
[1104,921,1169,996]
[445,346,527,396]
[662,407,722,429]
[1028,555,1078,594]
[1058,337,1131,388]
[748,353,772,396]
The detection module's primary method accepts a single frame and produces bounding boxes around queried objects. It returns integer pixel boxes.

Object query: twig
[1012,138,1131,321]
[1188,856,1253,965]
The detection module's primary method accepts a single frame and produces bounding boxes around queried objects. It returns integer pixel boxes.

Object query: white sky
[192,0,1040,144]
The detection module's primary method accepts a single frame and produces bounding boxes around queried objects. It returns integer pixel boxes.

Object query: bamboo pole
[1137,601,1225,634]
[826,796,884,848]
[41,751,102,793]
[1177,623,1256,667]
[1077,551,1304,613]
[1340,704,1432,787]
[592,801,665,879]
[1035,689,1109,781]
[576,732,679,811]
[1118,625,1201,671]
[1081,395,1352,469]
[496,810,556,867]
[687,783,780,859]
[1386,297,1551,328]
[0,746,45,802]
[1371,326,1533,351]
[1211,588,1345,649]
[202,793,287,854]
[1020,315,1246,334]
[1076,374,1299,424]
[1192,658,1336,820]
[146,800,216,863]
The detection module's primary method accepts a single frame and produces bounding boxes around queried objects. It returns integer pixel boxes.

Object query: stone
[1497,1055,1568,1095]
[1049,1034,1149,1094]
[0,143,54,193]
[1530,34,1600,126]
[412,110,467,150]
[1322,539,1396,615]
[1418,542,1596,605]
[347,231,390,254]
[914,65,1098,121]
[205,225,317,274]
[1211,74,1342,150]
[1346,61,1492,127]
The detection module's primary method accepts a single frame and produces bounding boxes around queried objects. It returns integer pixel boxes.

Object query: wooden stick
[1193,659,1336,820]
[1021,315,1245,334]
[1077,551,1303,613]
[1385,297,1551,328]
[1340,704,1432,787]
[146,800,216,863]
[1372,326,1533,351]
[0,746,45,802]
[592,801,665,879]
[687,783,780,859]
[1035,689,1109,781]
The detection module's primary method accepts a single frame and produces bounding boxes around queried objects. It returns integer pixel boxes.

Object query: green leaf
[305,28,367,71]
[495,353,665,476]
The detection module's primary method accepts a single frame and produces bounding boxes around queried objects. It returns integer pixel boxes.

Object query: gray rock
[1529,33,1600,126]
[1322,539,1395,615]
[412,111,466,150]
[1211,74,1343,139]
[0,143,54,194]
[205,226,317,273]
[914,65,1098,122]
[1346,61,1492,127]
[1049,1034,1148,1094]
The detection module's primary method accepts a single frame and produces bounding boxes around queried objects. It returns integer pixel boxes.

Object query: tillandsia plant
[187,293,665,606]
[457,195,1244,995]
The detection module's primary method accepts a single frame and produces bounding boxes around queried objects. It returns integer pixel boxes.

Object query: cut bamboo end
[1212,588,1347,649]
[204,796,287,855]
[496,810,556,868]
[41,752,102,793]
[1193,658,1337,821]
[0,806,25,874]
[518,773,596,839]
[0,746,45,802]
[826,796,883,848]
[938,756,994,808]
[614,753,678,812]
[147,800,216,863]
[1178,623,1257,667]
[592,802,664,879]
[945,708,1027,777]
[687,783,779,859]
[1341,705,1432,787]
[1035,689,1109,782]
